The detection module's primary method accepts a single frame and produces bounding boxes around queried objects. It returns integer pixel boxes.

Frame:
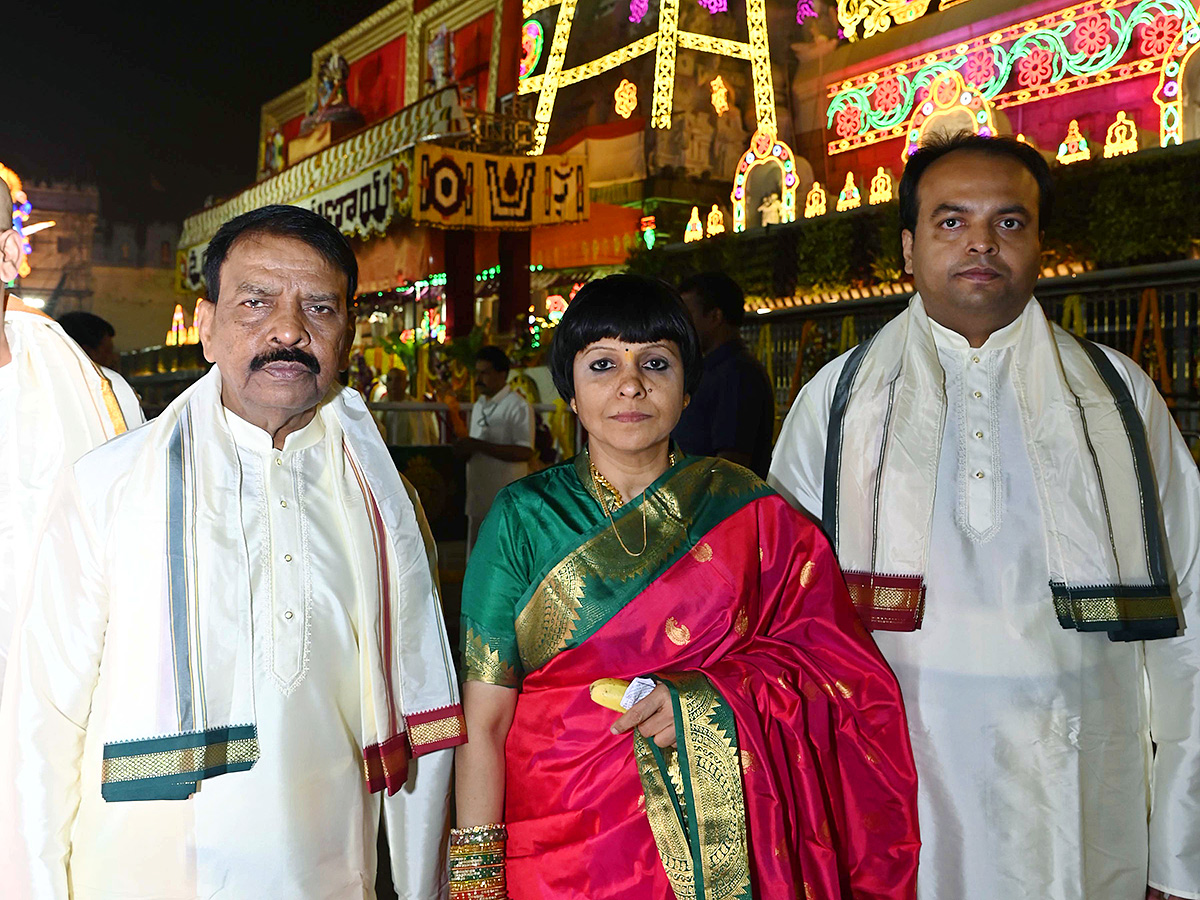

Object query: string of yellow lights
[522,0,560,17]
[651,0,681,128]
[520,0,777,153]
[745,0,776,132]
[677,32,751,59]
[530,0,579,154]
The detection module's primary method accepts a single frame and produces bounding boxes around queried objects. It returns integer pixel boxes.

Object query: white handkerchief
[620,677,657,710]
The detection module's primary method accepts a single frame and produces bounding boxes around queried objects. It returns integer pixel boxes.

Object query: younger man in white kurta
[770,137,1200,900]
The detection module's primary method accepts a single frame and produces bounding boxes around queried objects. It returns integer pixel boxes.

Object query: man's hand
[1147,889,1173,899]
[611,683,677,748]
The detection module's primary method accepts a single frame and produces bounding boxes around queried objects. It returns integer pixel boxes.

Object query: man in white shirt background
[455,345,533,556]
[769,134,1199,900]
[0,204,462,899]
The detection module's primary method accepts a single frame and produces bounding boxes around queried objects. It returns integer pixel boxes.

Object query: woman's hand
[611,683,677,748]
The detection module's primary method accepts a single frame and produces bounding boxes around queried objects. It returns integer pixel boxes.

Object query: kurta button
[975,430,984,439]
[974,471,985,479]
[284,554,293,562]
[275,458,282,466]
[284,610,294,620]
[280,499,288,508]
[973,390,982,399]
[972,355,981,363]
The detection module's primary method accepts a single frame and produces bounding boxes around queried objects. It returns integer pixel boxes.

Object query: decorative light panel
[903,70,997,159]
[825,0,1199,157]
[804,181,827,218]
[615,79,639,117]
[838,0,933,43]
[711,75,730,115]
[684,207,705,242]
[730,128,800,233]
[520,20,545,79]
[868,166,893,204]
[706,204,726,236]
[520,0,776,155]
[836,172,862,211]
[640,215,657,249]
[1104,109,1140,155]
[1056,118,1092,163]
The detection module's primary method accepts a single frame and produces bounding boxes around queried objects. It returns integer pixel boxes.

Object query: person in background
[0,170,129,696]
[770,133,1200,900]
[57,310,145,426]
[672,271,775,478]
[0,205,462,898]
[455,345,533,555]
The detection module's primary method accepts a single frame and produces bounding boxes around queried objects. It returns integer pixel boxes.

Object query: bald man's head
[0,180,11,229]
[0,176,21,299]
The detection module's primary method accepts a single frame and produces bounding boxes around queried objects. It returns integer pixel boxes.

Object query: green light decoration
[825,0,1199,156]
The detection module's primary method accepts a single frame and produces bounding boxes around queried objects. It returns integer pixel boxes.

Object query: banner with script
[298,158,395,239]
[413,144,588,230]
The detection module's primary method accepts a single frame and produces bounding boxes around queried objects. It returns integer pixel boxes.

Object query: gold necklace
[589,452,676,559]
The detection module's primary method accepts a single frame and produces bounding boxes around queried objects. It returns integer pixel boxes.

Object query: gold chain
[588,452,676,559]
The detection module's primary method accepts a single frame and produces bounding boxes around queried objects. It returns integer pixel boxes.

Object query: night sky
[9,1,387,223]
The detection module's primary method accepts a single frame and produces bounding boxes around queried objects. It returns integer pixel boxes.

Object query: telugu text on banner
[412,144,588,230]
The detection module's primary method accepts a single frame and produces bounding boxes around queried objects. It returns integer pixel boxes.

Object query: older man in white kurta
[0,205,463,899]
[770,137,1200,900]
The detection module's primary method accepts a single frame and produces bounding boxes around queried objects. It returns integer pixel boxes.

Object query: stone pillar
[498,230,531,334]
[443,229,476,338]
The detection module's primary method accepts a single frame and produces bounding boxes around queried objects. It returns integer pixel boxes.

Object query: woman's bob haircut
[548,273,703,402]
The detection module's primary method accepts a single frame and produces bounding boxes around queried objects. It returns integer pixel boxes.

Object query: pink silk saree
[463,454,919,899]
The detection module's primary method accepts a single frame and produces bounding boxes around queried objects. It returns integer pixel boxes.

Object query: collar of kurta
[822,294,1178,643]
[98,366,463,802]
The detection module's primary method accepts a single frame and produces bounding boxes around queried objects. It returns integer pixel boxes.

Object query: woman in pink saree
[452,274,919,899]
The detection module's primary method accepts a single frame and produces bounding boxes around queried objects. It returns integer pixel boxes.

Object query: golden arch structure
[518,0,777,155]
[1155,25,1200,146]
[731,128,800,232]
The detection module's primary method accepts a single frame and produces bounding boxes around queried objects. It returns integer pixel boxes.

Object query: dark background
[8,2,388,221]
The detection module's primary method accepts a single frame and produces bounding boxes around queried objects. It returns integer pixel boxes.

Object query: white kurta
[770,310,1200,900]
[0,308,128,694]
[0,404,452,899]
[466,386,533,518]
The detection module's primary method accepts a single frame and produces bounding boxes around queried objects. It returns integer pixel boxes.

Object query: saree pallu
[465,454,919,899]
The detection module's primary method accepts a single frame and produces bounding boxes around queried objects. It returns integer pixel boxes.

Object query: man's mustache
[250,348,320,374]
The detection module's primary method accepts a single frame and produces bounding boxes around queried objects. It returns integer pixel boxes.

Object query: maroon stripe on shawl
[843,571,926,631]
[406,703,468,756]
[363,733,411,796]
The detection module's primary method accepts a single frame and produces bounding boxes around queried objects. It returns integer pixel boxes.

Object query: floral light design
[1072,14,1111,56]
[874,76,903,112]
[615,79,638,118]
[1141,12,1182,56]
[1017,47,1056,87]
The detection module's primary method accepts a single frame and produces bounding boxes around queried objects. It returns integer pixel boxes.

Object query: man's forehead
[919,150,1039,207]
[222,234,346,287]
